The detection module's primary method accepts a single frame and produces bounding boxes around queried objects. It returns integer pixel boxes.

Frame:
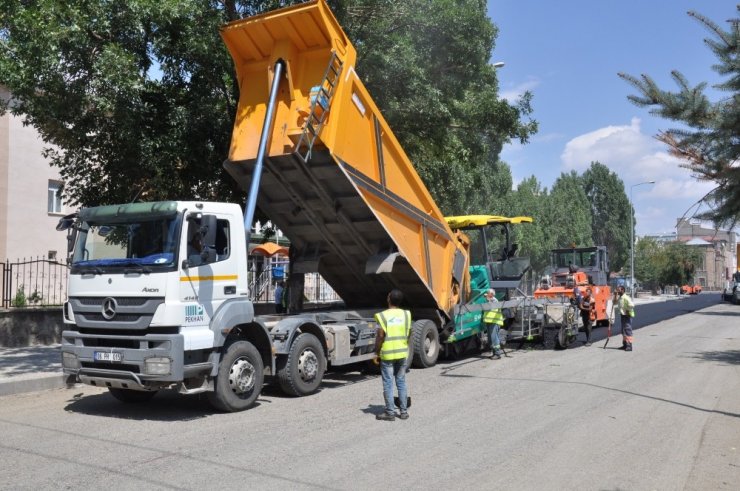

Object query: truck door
[180,213,237,336]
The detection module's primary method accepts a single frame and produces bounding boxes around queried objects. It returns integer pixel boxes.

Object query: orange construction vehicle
[681,284,702,295]
[534,246,612,347]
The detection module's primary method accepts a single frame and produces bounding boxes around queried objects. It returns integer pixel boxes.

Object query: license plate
[94,351,123,362]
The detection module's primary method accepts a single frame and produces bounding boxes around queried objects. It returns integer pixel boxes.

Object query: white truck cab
[58,201,272,411]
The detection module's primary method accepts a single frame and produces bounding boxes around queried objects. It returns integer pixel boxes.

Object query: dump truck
[57,0,551,411]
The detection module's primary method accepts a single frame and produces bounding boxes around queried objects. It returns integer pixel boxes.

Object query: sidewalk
[634,293,680,305]
[0,344,65,397]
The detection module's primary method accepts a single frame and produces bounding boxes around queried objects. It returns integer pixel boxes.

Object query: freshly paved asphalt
[0,292,728,397]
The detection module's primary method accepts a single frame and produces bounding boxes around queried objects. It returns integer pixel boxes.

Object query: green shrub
[11,286,26,307]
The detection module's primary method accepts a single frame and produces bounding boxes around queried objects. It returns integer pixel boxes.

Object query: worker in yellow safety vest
[615,285,635,351]
[374,289,412,421]
[483,288,505,360]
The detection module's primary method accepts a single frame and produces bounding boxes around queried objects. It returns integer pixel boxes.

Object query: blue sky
[487,0,734,236]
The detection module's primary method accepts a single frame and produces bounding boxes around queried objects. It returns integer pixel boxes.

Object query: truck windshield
[71,215,181,273]
[467,227,506,266]
[552,250,597,269]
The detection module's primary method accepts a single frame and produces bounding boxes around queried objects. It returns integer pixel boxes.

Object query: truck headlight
[144,357,171,375]
[62,352,80,369]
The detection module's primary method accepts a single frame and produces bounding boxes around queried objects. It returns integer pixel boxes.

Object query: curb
[0,373,67,397]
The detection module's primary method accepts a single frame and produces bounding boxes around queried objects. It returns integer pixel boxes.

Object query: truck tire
[543,326,558,350]
[207,340,264,412]
[108,388,157,403]
[411,320,439,368]
[555,324,571,350]
[277,333,326,396]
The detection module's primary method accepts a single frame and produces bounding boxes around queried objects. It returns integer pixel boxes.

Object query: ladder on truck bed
[295,53,343,163]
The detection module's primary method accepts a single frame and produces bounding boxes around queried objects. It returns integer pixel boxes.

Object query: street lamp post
[630,181,655,298]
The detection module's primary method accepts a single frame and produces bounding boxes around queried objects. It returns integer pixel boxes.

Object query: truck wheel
[543,326,558,350]
[555,325,571,350]
[411,319,439,368]
[277,333,326,396]
[207,340,264,412]
[108,388,157,403]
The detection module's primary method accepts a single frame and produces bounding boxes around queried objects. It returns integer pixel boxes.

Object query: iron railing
[249,266,341,305]
[1,257,69,308]
[1,258,341,308]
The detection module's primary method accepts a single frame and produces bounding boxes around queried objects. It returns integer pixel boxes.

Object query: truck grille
[69,296,165,330]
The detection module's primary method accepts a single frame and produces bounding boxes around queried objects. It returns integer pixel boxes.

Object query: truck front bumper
[61,329,194,390]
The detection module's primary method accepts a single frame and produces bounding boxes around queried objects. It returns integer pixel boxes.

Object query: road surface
[0,296,738,490]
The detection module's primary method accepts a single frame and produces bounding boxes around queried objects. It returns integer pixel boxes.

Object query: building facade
[676,219,737,290]
[1,86,69,263]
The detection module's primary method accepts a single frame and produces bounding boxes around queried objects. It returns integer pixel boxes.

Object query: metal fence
[248,266,341,304]
[1,257,69,308]
[0,258,341,309]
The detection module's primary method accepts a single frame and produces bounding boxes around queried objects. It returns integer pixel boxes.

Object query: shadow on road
[63,368,378,420]
[686,349,740,366]
[64,390,224,421]
[691,310,740,317]
[439,368,740,419]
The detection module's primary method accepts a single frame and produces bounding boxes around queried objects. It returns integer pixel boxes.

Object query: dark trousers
[621,314,633,346]
[581,315,592,342]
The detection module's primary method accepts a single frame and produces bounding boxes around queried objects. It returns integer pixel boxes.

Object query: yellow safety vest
[618,294,635,317]
[483,308,505,326]
[375,308,412,361]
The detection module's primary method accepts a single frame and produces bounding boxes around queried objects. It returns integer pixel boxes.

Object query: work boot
[376,412,395,421]
[398,412,409,420]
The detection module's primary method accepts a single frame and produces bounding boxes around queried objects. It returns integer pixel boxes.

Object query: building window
[48,181,63,214]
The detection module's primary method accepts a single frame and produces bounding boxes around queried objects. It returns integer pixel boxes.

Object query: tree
[507,175,550,274]
[634,238,703,291]
[619,6,740,227]
[543,171,593,251]
[1,0,537,219]
[634,236,663,293]
[581,161,631,272]
[660,242,702,287]
[333,0,537,215]
[0,0,257,207]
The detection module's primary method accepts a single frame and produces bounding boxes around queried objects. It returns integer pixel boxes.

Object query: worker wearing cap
[616,285,635,351]
[483,289,505,360]
[374,289,412,421]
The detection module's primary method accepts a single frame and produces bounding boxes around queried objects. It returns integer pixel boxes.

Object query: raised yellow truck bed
[221,0,466,316]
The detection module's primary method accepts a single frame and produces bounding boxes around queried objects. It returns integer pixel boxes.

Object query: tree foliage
[619,6,740,227]
[506,175,550,273]
[334,0,537,215]
[543,171,593,251]
[633,236,662,292]
[0,0,256,206]
[634,237,703,291]
[581,161,631,271]
[0,0,536,217]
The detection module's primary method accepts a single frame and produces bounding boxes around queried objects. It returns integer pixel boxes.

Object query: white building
[0,86,69,263]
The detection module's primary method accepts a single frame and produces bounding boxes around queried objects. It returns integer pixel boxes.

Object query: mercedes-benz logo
[101,297,118,320]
